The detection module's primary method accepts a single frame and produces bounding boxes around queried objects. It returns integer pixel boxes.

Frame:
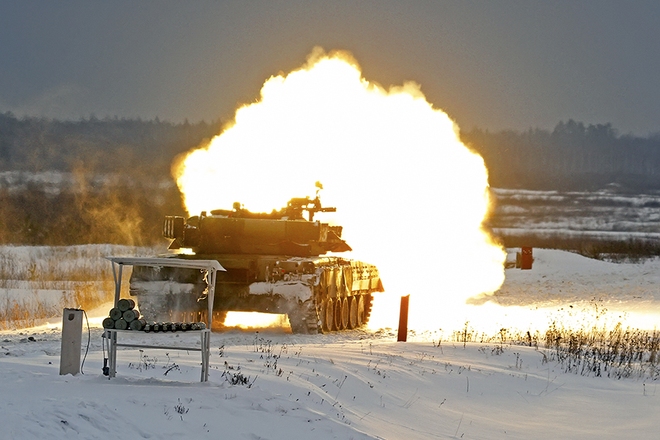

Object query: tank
[129,188,384,333]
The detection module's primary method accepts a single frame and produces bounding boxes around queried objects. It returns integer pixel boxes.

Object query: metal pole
[397,295,410,342]
[207,268,216,330]
[201,330,210,382]
[111,262,123,307]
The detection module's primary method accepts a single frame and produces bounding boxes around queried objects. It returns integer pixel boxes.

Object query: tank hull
[129,254,383,333]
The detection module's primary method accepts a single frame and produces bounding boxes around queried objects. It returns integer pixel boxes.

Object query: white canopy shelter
[106,257,225,329]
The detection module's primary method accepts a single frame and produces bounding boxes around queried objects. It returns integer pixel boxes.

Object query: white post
[59,308,83,375]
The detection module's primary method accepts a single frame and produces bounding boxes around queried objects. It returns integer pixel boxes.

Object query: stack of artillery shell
[102,298,207,332]
[102,298,146,331]
[143,321,207,332]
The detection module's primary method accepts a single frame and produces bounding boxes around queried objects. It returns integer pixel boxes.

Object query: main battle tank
[129,189,384,333]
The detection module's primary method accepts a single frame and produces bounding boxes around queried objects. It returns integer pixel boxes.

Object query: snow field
[1,327,659,439]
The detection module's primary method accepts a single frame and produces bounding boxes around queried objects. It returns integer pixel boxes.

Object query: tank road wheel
[348,296,358,329]
[334,298,343,330]
[323,298,335,332]
[356,295,365,327]
[340,298,349,330]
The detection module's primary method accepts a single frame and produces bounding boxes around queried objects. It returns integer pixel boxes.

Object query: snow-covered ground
[491,187,660,239]
[1,248,659,439]
[468,248,660,333]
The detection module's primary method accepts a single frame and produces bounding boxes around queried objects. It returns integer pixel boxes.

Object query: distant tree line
[0,175,183,246]
[0,112,223,175]
[0,112,223,245]
[1,112,660,245]
[4,112,658,190]
[462,120,660,191]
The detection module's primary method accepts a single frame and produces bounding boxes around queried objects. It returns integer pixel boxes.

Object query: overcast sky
[1,1,659,135]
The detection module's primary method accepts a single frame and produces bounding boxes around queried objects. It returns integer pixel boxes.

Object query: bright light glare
[224,312,288,330]
[174,47,506,331]
[459,302,660,336]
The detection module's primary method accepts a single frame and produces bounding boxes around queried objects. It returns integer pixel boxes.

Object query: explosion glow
[174,48,506,332]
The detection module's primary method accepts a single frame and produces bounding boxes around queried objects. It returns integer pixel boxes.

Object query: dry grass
[450,309,660,382]
[0,244,163,329]
[542,322,660,380]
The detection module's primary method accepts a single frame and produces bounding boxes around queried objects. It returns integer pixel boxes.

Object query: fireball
[174,47,506,331]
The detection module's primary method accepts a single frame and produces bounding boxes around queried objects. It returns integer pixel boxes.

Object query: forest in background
[1,112,659,246]
[0,112,223,245]
[0,112,223,175]
[463,120,660,191]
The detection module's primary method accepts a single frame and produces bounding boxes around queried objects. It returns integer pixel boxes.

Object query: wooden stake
[397,295,410,342]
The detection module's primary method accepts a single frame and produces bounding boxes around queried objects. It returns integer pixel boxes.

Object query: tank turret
[163,195,351,256]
